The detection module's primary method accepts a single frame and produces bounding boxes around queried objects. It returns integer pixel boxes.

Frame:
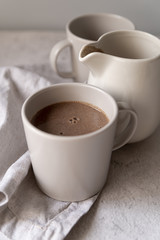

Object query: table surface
[0,31,160,240]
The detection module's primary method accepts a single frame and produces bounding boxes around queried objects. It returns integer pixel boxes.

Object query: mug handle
[113,102,138,150]
[50,39,75,79]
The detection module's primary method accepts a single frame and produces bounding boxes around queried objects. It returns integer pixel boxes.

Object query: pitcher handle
[113,102,138,150]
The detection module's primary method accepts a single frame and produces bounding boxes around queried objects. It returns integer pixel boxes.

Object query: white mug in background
[21,83,137,202]
[50,13,135,83]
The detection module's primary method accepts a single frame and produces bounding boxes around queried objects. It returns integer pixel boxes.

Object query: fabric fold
[0,151,30,212]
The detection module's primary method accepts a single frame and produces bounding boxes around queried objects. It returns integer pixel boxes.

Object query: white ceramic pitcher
[79,30,160,142]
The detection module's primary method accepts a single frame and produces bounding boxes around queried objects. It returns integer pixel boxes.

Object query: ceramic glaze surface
[79,30,160,142]
[21,83,137,201]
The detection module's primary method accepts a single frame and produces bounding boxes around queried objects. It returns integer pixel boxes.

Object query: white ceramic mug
[21,83,137,201]
[50,13,135,83]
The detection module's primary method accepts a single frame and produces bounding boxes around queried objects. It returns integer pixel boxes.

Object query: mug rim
[21,83,118,141]
[66,12,135,41]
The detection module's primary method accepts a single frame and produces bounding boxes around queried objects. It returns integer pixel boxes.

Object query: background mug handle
[50,39,75,79]
[113,102,138,150]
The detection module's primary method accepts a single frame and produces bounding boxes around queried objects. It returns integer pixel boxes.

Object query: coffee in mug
[31,101,109,136]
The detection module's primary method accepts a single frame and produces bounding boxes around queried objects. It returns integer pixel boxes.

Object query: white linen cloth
[0,67,99,240]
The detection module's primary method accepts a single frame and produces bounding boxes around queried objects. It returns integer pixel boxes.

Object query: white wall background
[0,0,159,35]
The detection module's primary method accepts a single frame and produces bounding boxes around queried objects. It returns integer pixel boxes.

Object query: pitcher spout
[80,45,104,58]
[79,43,111,77]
